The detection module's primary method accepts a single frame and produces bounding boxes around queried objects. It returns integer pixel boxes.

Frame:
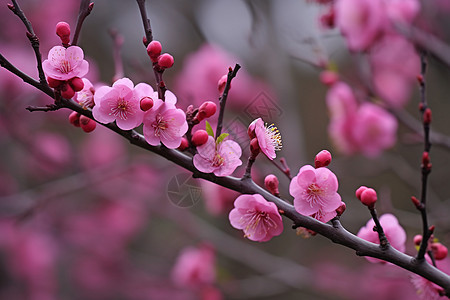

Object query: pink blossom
[252,118,282,160]
[171,244,216,288]
[229,194,283,242]
[76,78,95,109]
[370,34,420,107]
[351,103,398,157]
[384,0,420,24]
[357,213,406,263]
[142,99,188,149]
[289,165,341,217]
[193,136,242,176]
[92,78,144,130]
[42,45,89,81]
[335,0,387,51]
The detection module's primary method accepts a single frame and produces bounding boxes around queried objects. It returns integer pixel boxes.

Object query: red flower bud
[47,77,63,88]
[336,201,346,216]
[314,149,332,168]
[431,242,448,260]
[423,108,432,125]
[360,188,377,208]
[191,130,209,147]
[218,74,228,94]
[147,40,162,62]
[250,138,260,157]
[140,97,154,111]
[56,21,71,44]
[178,137,189,151]
[69,77,84,92]
[60,83,75,99]
[68,111,81,127]
[264,174,279,195]
[157,53,174,69]
[80,117,96,133]
[319,70,339,86]
[355,186,368,200]
[195,101,217,122]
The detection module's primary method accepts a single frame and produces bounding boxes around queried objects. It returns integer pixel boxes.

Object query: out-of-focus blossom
[384,0,420,24]
[370,34,420,107]
[42,46,89,81]
[357,213,406,263]
[193,136,242,176]
[76,78,95,109]
[289,165,341,218]
[171,244,216,288]
[229,194,283,242]
[335,0,387,51]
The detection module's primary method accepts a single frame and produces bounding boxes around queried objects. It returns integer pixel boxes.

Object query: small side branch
[136,0,153,46]
[216,64,241,137]
[71,0,94,46]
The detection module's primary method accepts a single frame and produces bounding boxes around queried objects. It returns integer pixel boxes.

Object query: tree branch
[71,0,94,46]
[216,64,241,137]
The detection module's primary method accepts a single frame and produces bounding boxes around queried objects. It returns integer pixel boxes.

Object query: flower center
[59,60,72,74]
[243,210,277,238]
[153,113,168,136]
[265,123,282,151]
[306,183,326,207]
[110,97,131,120]
[212,153,225,167]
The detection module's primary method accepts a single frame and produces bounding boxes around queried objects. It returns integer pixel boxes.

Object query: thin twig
[136,0,153,46]
[9,0,46,85]
[216,64,241,137]
[369,208,389,249]
[71,0,94,46]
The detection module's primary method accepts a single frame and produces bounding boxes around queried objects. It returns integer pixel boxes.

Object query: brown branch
[216,64,241,137]
[71,0,94,46]
[136,0,153,46]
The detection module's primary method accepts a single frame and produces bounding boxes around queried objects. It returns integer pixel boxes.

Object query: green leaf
[216,133,229,144]
[205,121,214,137]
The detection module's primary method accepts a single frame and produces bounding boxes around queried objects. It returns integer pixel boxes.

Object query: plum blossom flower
[229,194,283,242]
[251,118,282,160]
[92,78,144,130]
[357,213,406,263]
[193,136,242,176]
[171,244,216,288]
[335,0,387,51]
[142,98,188,149]
[289,165,341,218]
[76,78,95,109]
[42,45,89,81]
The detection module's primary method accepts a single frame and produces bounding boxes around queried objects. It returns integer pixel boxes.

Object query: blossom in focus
[92,78,144,130]
[289,165,341,218]
[171,244,216,288]
[335,0,387,51]
[357,213,406,263]
[76,78,95,109]
[251,118,282,160]
[229,194,283,242]
[142,99,188,149]
[42,45,89,81]
[193,136,242,176]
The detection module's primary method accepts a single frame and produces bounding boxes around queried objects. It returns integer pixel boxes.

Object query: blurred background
[1,0,450,299]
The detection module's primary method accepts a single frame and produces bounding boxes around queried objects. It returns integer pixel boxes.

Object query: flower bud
[69,77,84,92]
[191,130,209,147]
[60,83,75,99]
[336,201,346,216]
[355,186,367,200]
[157,53,174,69]
[264,174,279,195]
[56,21,71,44]
[147,40,162,62]
[319,70,339,86]
[196,101,217,121]
[360,188,377,208]
[178,137,189,151]
[80,117,96,133]
[140,97,154,111]
[413,235,422,246]
[431,242,448,260]
[218,74,228,94]
[68,111,81,127]
[314,149,332,168]
[423,108,432,125]
[250,138,260,157]
[47,77,63,88]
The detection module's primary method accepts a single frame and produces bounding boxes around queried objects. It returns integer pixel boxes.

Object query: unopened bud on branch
[264,174,279,195]
[191,130,209,147]
[314,150,332,168]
